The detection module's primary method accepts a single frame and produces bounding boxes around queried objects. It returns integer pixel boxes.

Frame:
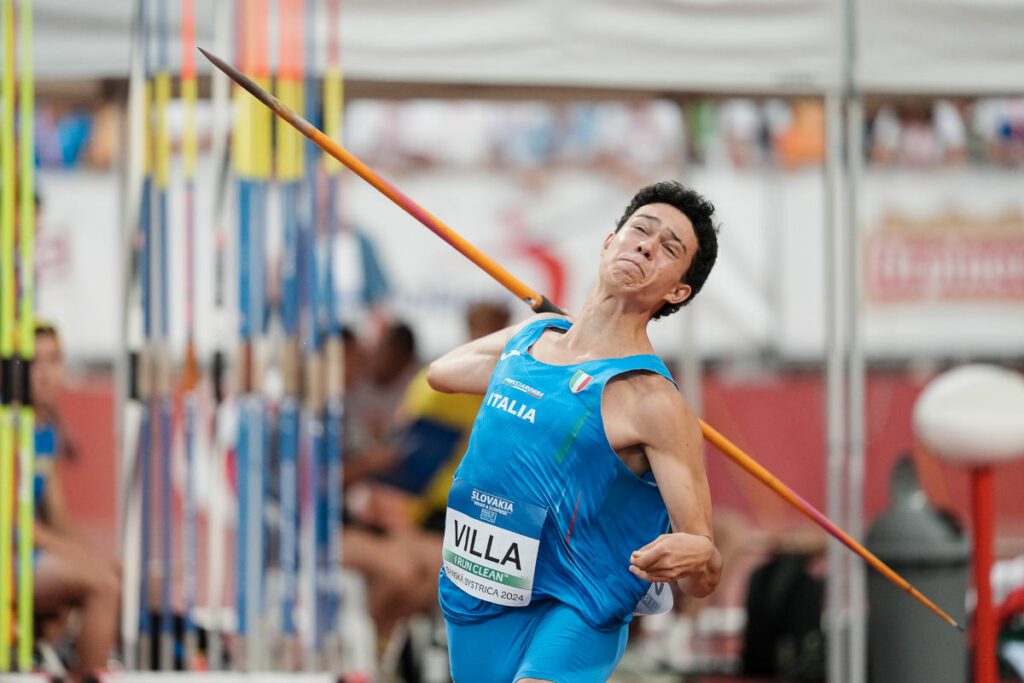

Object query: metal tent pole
[845,92,867,683]
[824,88,851,683]
[840,0,866,679]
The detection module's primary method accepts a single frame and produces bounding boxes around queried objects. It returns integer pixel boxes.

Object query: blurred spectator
[973,97,1024,166]
[494,103,557,169]
[589,101,682,176]
[341,302,511,644]
[31,322,120,679]
[344,321,420,483]
[933,99,968,165]
[899,102,941,166]
[870,99,967,167]
[771,98,826,169]
[685,99,719,166]
[869,103,902,166]
[718,98,764,168]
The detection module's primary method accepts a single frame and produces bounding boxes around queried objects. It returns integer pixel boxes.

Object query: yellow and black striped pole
[0,0,18,669]
[15,0,34,670]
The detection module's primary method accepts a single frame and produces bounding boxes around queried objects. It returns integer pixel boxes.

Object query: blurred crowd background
[33,93,1024,173]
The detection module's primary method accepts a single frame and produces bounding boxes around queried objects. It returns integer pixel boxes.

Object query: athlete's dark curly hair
[614,181,719,320]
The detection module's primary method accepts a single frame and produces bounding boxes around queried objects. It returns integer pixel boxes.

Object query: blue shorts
[444,599,629,683]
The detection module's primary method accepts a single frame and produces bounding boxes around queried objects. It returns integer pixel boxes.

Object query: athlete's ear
[601,232,615,251]
[664,281,691,307]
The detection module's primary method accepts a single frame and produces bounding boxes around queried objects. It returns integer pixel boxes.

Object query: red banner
[867,226,1024,302]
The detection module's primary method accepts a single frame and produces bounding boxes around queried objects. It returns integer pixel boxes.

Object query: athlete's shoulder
[628,373,697,428]
[614,362,676,391]
[605,368,680,417]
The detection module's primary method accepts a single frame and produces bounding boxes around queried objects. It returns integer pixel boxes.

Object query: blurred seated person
[344,320,421,484]
[341,302,511,641]
[31,322,119,679]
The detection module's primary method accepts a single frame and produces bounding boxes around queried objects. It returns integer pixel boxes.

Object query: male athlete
[428,181,722,682]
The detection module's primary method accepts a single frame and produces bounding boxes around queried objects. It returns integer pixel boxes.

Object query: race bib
[442,479,546,607]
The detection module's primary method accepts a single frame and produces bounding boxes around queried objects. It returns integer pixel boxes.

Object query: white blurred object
[993,553,1024,605]
[933,99,967,157]
[665,614,697,672]
[339,570,378,681]
[634,581,674,616]
[692,607,745,673]
[1005,642,1024,679]
[637,610,673,666]
[913,364,1024,465]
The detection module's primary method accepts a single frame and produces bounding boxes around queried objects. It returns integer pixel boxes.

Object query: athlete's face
[32,333,64,413]
[600,203,696,313]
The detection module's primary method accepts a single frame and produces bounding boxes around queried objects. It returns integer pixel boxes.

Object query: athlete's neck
[559,286,654,358]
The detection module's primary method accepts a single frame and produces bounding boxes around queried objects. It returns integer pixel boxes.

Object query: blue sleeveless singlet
[439,318,675,631]
[34,424,59,523]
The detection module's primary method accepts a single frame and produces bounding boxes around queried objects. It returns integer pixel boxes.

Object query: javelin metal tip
[197,46,229,73]
[196,46,215,63]
[196,46,283,120]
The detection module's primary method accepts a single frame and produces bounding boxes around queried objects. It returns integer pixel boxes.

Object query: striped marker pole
[15,0,35,670]
[233,0,247,667]
[297,0,336,662]
[233,0,272,669]
[0,0,17,668]
[302,0,330,664]
[153,0,175,668]
[204,0,233,670]
[180,0,201,668]
[275,0,305,668]
[321,0,345,665]
[198,47,963,631]
[137,0,157,668]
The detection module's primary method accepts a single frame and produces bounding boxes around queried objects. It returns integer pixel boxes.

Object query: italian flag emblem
[569,370,594,393]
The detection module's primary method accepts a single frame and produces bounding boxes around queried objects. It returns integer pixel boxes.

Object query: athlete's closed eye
[632,224,649,235]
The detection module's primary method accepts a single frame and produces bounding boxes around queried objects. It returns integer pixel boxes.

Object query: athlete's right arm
[426,313,564,395]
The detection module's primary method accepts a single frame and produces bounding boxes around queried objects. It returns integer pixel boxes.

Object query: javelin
[199,47,962,631]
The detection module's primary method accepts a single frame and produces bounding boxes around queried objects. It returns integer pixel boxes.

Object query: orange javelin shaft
[199,47,961,631]
[700,422,961,630]
[198,47,558,315]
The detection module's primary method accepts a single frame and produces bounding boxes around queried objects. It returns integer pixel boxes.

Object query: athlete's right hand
[629,532,721,596]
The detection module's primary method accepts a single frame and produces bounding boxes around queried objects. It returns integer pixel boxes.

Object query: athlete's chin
[607,266,647,289]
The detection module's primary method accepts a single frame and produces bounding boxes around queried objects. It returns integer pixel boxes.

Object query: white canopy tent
[33,0,1024,94]
[36,0,836,91]
[30,2,1023,682]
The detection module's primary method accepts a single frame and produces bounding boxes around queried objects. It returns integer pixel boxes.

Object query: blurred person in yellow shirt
[342,302,511,642]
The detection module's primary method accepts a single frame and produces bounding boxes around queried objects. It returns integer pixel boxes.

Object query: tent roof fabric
[31,0,1024,95]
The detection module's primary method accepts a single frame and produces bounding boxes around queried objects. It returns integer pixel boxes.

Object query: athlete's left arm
[628,382,723,598]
